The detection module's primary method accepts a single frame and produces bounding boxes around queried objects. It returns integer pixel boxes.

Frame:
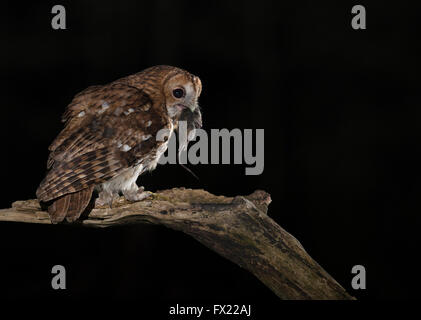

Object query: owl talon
[95,190,116,208]
[123,186,153,202]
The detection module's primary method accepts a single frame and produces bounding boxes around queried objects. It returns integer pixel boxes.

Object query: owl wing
[36,83,169,202]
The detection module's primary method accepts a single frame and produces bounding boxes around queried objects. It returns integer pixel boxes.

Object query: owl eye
[172,88,185,99]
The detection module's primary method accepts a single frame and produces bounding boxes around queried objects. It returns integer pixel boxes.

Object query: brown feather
[65,186,94,222]
[36,148,124,201]
[47,186,94,224]
[47,193,70,224]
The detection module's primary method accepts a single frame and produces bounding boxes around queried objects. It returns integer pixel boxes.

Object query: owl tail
[47,186,94,224]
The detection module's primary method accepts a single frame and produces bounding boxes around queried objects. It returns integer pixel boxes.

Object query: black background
[0,0,420,309]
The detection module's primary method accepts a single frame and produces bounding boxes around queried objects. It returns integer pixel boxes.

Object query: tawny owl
[36,65,202,223]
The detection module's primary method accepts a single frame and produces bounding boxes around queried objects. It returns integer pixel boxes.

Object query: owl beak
[188,101,198,112]
[175,104,196,113]
[176,101,197,113]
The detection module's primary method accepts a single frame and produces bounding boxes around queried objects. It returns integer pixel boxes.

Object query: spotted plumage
[36,65,202,223]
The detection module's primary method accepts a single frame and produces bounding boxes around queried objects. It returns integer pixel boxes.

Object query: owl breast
[97,163,145,195]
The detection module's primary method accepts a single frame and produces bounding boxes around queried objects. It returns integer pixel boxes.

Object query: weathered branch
[0,188,354,300]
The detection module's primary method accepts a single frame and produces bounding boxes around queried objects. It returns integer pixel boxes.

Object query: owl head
[130,65,201,120]
[162,71,202,121]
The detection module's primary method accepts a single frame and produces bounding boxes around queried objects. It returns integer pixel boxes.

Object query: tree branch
[0,188,354,300]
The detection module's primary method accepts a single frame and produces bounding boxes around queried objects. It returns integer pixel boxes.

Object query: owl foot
[123,186,153,202]
[95,190,117,208]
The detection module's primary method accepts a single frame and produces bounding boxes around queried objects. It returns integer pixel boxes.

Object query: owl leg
[122,184,153,202]
[95,189,117,207]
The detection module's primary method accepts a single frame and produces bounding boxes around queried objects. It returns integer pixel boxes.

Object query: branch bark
[0,188,354,300]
